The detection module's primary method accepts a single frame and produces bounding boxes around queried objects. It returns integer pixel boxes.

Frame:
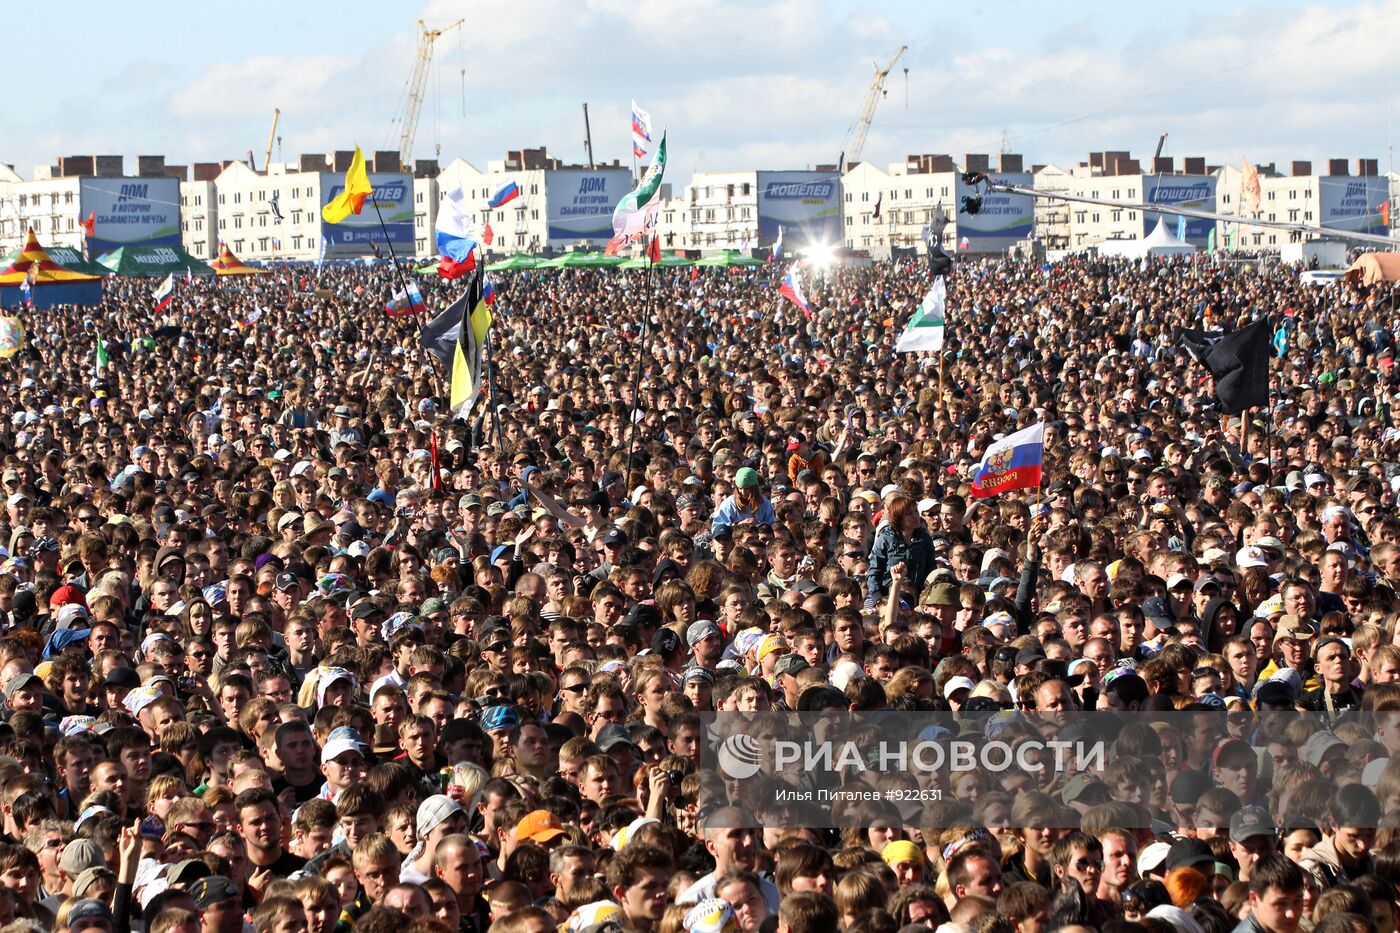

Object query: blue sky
[10,0,1400,179]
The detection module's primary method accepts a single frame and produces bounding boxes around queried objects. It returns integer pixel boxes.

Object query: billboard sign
[955,172,1034,251]
[544,169,634,244]
[1319,176,1389,234]
[1142,175,1217,245]
[319,173,414,258]
[80,177,182,254]
[756,171,842,250]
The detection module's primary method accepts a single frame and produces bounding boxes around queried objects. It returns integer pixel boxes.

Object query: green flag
[95,337,109,375]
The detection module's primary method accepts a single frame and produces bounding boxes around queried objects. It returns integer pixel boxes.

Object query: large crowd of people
[0,248,1397,933]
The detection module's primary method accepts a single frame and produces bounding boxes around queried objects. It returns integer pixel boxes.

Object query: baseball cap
[943,676,976,700]
[728,467,758,489]
[190,875,241,909]
[60,838,106,877]
[1165,837,1214,870]
[71,866,115,900]
[652,628,682,657]
[1138,841,1172,875]
[4,672,42,702]
[773,654,809,677]
[1254,681,1295,708]
[596,722,635,752]
[316,667,357,707]
[1229,806,1276,843]
[1302,730,1347,767]
[417,794,465,838]
[166,858,212,887]
[517,809,567,844]
[1062,774,1109,805]
[320,726,366,764]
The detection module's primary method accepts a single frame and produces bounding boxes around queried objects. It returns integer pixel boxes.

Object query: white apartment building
[210,161,327,261]
[660,171,760,252]
[180,179,218,259]
[1032,164,1072,250]
[840,160,956,258]
[0,175,85,254]
[1216,161,1389,249]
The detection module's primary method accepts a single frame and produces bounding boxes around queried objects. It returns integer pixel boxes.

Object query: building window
[742,183,751,196]
[234,193,241,204]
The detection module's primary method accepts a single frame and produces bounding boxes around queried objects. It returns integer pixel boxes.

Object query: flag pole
[371,199,414,306]
[623,243,656,489]
[484,327,502,452]
[936,349,946,422]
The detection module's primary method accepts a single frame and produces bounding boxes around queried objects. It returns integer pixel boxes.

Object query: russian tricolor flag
[970,423,1045,499]
[488,181,520,209]
[770,224,784,262]
[778,266,810,320]
[152,274,174,312]
[436,185,480,280]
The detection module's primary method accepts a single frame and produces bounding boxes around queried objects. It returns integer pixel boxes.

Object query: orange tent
[0,230,102,308]
[1345,252,1400,286]
[209,244,268,276]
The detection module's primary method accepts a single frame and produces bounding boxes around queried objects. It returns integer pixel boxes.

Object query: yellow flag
[321,146,374,225]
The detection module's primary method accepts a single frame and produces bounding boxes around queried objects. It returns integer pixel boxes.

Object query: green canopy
[414,263,439,275]
[97,245,216,277]
[695,249,764,267]
[619,253,695,269]
[486,254,543,272]
[539,251,626,269]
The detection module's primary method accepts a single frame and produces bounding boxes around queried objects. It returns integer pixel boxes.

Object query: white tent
[1098,219,1199,260]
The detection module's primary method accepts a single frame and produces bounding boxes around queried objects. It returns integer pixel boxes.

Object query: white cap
[1166,573,1192,591]
[943,676,976,699]
[1138,840,1172,874]
[879,484,901,500]
[1235,546,1269,569]
[829,659,862,692]
[290,460,313,478]
[319,726,366,763]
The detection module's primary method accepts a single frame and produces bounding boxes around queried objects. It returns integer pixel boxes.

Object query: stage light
[805,243,836,268]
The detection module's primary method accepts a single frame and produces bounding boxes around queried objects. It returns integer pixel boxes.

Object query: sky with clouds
[10,0,1400,180]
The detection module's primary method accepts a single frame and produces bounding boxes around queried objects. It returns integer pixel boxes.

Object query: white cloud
[7,0,1400,183]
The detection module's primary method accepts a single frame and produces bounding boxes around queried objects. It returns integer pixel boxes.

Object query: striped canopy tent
[0,230,103,308]
[209,244,268,276]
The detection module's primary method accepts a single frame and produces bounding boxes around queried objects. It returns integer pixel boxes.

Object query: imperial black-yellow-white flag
[449,266,493,419]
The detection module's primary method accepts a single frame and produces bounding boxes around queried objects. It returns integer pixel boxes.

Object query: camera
[664,770,684,786]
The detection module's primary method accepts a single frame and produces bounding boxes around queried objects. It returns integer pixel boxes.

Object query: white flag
[896,278,946,353]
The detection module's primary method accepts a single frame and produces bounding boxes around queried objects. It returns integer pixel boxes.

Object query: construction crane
[838,45,907,173]
[396,18,464,165]
[264,109,280,174]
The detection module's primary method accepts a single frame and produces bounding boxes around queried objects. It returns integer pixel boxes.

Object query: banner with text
[319,172,414,259]
[756,171,842,251]
[955,172,1035,251]
[1319,175,1390,235]
[1143,174,1218,245]
[545,169,635,244]
[80,177,182,254]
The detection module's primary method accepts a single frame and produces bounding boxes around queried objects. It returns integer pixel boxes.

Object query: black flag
[1178,327,1224,365]
[1203,318,1271,414]
[418,300,461,365]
